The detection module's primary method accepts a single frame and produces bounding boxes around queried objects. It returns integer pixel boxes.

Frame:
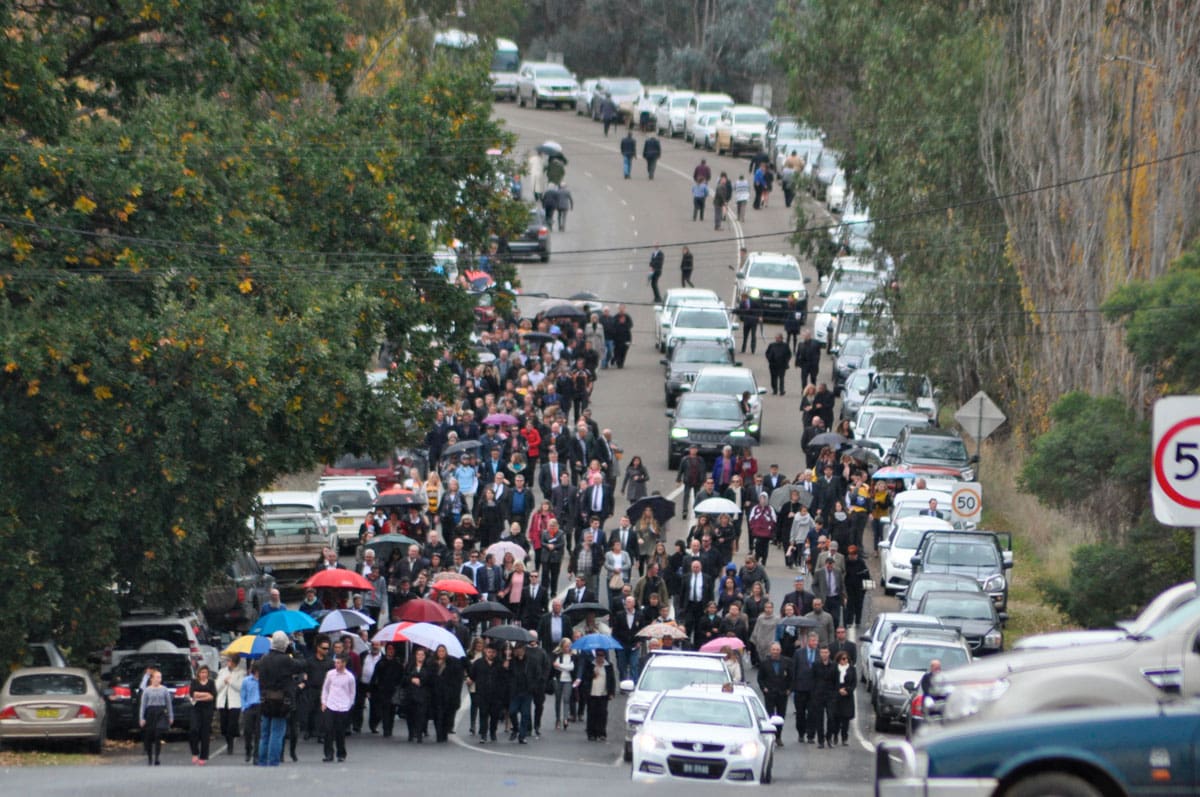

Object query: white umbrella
[485,540,528,563]
[373,621,465,658]
[330,631,368,654]
[318,609,375,633]
[693,497,742,515]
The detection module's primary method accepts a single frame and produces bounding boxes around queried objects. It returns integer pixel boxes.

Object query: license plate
[682,763,709,775]
[36,708,60,718]
[336,518,355,526]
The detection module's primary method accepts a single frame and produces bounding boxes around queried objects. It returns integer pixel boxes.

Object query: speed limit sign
[1152,397,1200,526]
[950,482,982,525]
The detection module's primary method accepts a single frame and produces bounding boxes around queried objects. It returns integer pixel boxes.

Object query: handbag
[261,688,292,719]
[609,572,625,590]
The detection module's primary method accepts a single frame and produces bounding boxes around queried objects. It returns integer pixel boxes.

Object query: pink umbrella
[699,636,746,653]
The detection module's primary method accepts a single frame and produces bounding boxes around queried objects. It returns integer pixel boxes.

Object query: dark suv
[661,341,736,408]
[887,426,975,480]
[203,551,275,632]
[499,207,551,263]
[910,530,1012,610]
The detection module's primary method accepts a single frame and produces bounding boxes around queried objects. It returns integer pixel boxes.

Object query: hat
[270,631,289,652]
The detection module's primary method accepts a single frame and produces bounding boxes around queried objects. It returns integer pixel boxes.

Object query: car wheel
[88,736,104,755]
[518,94,526,108]
[1006,774,1103,797]
[623,741,633,763]
[539,251,550,263]
[761,752,773,784]
[533,93,541,109]
[874,711,891,733]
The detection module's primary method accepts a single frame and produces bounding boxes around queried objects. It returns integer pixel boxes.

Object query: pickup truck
[925,588,1200,731]
[252,511,336,593]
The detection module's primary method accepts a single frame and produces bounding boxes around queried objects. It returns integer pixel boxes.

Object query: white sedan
[632,684,781,784]
[691,113,719,151]
[813,289,866,346]
[879,516,953,595]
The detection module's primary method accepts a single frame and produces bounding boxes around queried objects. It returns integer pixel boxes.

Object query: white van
[684,93,734,142]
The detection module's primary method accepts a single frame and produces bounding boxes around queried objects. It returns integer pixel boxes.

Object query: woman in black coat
[369,643,405,738]
[475,486,507,549]
[404,647,432,742]
[429,645,465,743]
[830,650,857,746]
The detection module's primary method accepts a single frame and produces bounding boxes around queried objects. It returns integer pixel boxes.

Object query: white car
[858,409,931,453]
[516,61,578,109]
[878,516,954,595]
[733,251,809,323]
[620,650,730,761]
[820,254,881,297]
[655,288,722,351]
[691,113,719,151]
[774,136,823,177]
[638,85,672,124]
[684,92,734,142]
[887,489,955,536]
[575,78,599,115]
[813,289,866,346]
[631,684,780,784]
[656,90,695,136]
[714,104,772,157]
[825,172,848,213]
[664,305,736,354]
[317,476,379,551]
[873,628,972,731]
[834,198,873,253]
[859,612,945,693]
[594,76,645,122]
[259,490,333,536]
[685,365,767,441]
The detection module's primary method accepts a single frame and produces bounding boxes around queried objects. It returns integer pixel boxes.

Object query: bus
[433,29,521,101]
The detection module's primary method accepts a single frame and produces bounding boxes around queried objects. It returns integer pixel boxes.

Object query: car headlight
[748,288,761,299]
[984,631,1002,648]
[941,678,1009,721]
[880,680,905,696]
[729,430,747,438]
[636,733,666,753]
[983,574,1006,592]
[890,557,910,572]
[670,428,689,439]
[748,423,759,433]
[791,290,804,300]
[732,740,761,757]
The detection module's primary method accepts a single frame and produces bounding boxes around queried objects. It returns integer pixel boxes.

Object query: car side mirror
[665,411,674,419]
[872,660,884,669]
[660,359,669,366]
[969,454,980,464]
[619,679,635,693]
[998,612,1009,625]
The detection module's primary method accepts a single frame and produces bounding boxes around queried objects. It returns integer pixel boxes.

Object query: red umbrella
[431,578,479,596]
[393,598,453,624]
[304,569,375,591]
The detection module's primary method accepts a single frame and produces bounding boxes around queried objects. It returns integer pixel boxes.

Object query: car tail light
[102,647,113,664]
[537,227,549,240]
[76,705,97,719]
[174,685,191,698]
[909,694,924,718]
[111,686,132,700]
[0,706,17,719]
[236,587,246,603]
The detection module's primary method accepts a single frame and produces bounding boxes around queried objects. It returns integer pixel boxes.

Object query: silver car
[0,667,107,753]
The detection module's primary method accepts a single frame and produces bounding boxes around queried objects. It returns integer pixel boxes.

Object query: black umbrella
[362,535,421,561]
[442,439,482,458]
[569,291,602,302]
[842,446,883,470]
[536,141,568,164]
[627,495,676,526]
[483,625,534,643]
[459,601,513,621]
[374,489,425,509]
[539,300,586,319]
[563,601,610,617]
[778,616,820,629]
[769,485,813,512]
[808,432,849,450]
[521,331,558,349]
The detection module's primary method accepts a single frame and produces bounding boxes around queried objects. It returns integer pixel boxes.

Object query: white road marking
[629,215,636,222]
[848,625,880,752]
[584,171,593,178]
[665,485,684,500]
[606,185,613,192]
[620,199,627,206]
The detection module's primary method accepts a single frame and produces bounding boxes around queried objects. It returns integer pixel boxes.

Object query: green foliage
[1104,238,1200,394]
[1040,513,1192,628]
[0,2,521,676]
[1018,392,1148,521]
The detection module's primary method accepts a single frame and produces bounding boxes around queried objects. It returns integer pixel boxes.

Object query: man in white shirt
[357,642,382,734]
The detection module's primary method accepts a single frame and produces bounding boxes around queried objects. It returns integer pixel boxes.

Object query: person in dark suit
[609,515,640,564]
[521,570,549,628]
[757,642,792,746]
[539,519,568,592]
[919,498,942,517]
[574,649,616,741]
[393,548,431,585]
[476,553,505,602]
[829,626,857,667]
[830,650,856,746]
[680,560,713,638]
[811,558,846,628]
[562,575,598,609]
[502,473,535,530]
[550,472,579,544]
[791,633,820,743]
[781,575,816,617]
[810,646,838,748]
[761,465,787,496]
[610,595,645,680]
[568,529,604,596]
[537,600,573,649]
[578,478,615,527]
[568,429,592,483]
[539,450,567,499]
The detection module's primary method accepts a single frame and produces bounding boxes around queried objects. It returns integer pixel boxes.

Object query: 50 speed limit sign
[1152,397,1200,526]
[950,483,982,525]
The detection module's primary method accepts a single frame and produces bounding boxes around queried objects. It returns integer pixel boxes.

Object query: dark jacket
[765,340,791,370]
[369,655,405,698]
[642,137,661,160]
[620,135,637,158]
[258,649,306,693]
[575,654,616,697]
[791,645,819,693]
[569,542,604,577]
[469,656,506,705]
[430,657,464,707]
[757,654,793,698]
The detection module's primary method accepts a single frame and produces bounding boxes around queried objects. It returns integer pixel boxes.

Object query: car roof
[6,666,94,680]
[902,426,962,440]
[694,92,734,101]
[876,612,943,627]
[694,365,754,378]
[666,683,754,702]
[746,251,800,264]
[893,516,954,532]
[890,628,965,644]
[677,391,741,406]
[665,288,720,301]
[261,490,320,506]
[644,650,726,667]
[920,589,993,604]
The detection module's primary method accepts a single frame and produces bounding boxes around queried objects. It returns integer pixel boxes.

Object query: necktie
[808,650,814,666]
[552,464,558,482]
[593,489,601,512]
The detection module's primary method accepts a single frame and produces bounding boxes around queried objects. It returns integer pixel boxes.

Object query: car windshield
[672,97,691,107]
[693,374,754,395]
[637,667,728,692]
[677,399,745,422]
[841,338,873,358]
[775,120,805,138]
[491,51,519,72]
[651,696,752,728]
[264,516,322,537]
[927,542,998,567]
[735,110,770,124]
[846,371,871,392]
[922,597,994,621]
[114,657,193,683]
[748,260,802,281]
[536,65,572,79]
[819,151,841,169]
[674,309,728,329]
[890,644,969,671]
[607,80,641,93]
[1137,597,1200,640]
[909,579,978,604]
[894,506,951,523]
[116,625,190,651]
[9,674,88,696]
[822,299,843,315]
[892,529,928,549]
[699,100,729,112]
[675,348,731,365]
[905,436,969,463]
[320,490,374,511]
[875,374,932,398]
[868,416,923,438]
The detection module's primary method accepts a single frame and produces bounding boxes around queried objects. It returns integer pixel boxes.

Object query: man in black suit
[477,553,505,602]
[521,570,549,629]
[562,575,597,610]
[757,642,792,746]
[681,560,712,638]
[919,498,942,517]
[537,599,573,650]
[503,473,534,530]
[610,515,640,564]
[781,575,816,620]
[539,450,567,499]
[761,464,787,497]
[479,447,509,487]
[610,595,645,680]
[829,626,857,667]
[550,472,579,545]
[791,633,820,743]
[812,557,846,627]
[393,546,430,585]
[578,481,614,532]
[568,426,593,483]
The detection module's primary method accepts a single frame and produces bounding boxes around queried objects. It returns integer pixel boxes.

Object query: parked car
[878,516,954,596]
[872,628,971,732]
[765,116,820,162]
[252,510,338,593]
[0,667,107,753]
[690,113,719,151]
[104,653,194,737]
[813,289,867,347]
[593,77,644,122]
[877,700,1200,797]
[910,530,1013,610]
[499,206,551,263]
[684,365,767,441]
[1012,581,1195,651]
[713,104,772,156]
[663,305,736,355]
[888,426,975,481]
[867,371,940,424]
[655,90,696,137]
[637,85,672,128]
[898,572,984,612]
[915,590,1006,657]
[809,149,843,199]
[661,340,737,408]
[684,93,734,142]
[654,288,722,352]
[833,198,873,253]
[631,684,779,783]
[323,451,404,490]
[575,78,599,115]
[825,172,848,213]
[859,612,946,694]
[103,611,217,677]
[202,551,275,632]
[857,409,931,454]
[831,334,874,394]
[733,251,810,324]
[620,650,730,762]
[17,641,68,670]
[516,61,578,109]
[318,476,379,552]
[666,393,755,469]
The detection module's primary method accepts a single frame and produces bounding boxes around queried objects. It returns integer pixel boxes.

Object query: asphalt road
[5,106,891,794]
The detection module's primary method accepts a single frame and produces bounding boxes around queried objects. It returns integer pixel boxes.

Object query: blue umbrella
[250,609,319,636]
[572,633,622,652]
